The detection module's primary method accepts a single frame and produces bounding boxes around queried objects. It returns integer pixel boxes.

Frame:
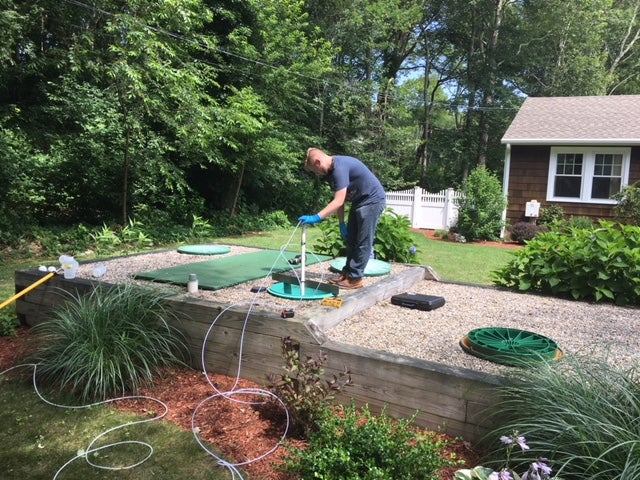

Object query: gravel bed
[72,246,640,377]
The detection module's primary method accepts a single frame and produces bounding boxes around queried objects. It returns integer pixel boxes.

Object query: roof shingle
[501,95,640,145]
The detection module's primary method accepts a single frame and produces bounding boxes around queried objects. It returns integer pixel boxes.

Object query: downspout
[500,143,511,239]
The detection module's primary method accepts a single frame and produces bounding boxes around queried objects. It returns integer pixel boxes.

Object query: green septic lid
[267,282,334,300]
[460,327,563,367]
[177,245,231,255]
[329,257,391,276]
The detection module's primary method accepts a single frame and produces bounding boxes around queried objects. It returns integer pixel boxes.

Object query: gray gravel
[71,246,640,377]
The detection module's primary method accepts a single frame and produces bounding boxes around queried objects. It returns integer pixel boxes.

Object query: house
[501,95,640,229]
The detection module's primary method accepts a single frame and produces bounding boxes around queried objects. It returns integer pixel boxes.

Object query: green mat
[134,250,332,291]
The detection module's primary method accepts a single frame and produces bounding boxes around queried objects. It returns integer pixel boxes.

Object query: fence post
[444,188,455,228]
[411,186,421,228]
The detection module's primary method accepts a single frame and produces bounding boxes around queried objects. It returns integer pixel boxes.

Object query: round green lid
[329,257,391,276]
[460,327,563,366]
[177,245,231,255]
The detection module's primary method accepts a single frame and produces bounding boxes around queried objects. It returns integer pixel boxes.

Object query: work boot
[335,276,364,290]
[328,272,347,284]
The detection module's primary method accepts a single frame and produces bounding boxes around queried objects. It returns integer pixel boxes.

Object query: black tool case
[390,292,445,311]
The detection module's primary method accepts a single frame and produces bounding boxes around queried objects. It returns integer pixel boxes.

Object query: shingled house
[501,95,640,229]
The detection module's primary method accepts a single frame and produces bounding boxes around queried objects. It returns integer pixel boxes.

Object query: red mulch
[1,324,481,480]
[413,228,523,250]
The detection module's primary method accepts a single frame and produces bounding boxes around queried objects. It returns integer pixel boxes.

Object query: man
[298,148,386,289]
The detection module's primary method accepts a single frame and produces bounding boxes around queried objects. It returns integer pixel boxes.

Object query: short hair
[304,147,322,171]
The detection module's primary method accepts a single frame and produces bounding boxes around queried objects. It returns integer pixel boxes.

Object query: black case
[390,293,445,311]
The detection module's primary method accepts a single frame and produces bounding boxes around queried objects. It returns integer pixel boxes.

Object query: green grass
[216,227,516,285]
[0,377,231,480]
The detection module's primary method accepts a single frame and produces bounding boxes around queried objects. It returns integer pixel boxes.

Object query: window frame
[546,146,630,204]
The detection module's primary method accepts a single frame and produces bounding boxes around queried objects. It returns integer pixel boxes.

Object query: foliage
[537,205,565,227]
[565,216,594,230]
[483,355,640,480]
[33,283,188,402]
[375,209,420,263]
[312,216,347,258]
[455,432,557,480]
[312,209,419,263]
[267,336,352,437]
[613,182,640,226]
[509,222,546,244]
[492,221,640,304]
[280,401,455,479]
[0,309,19,337]
[455,167,507,241]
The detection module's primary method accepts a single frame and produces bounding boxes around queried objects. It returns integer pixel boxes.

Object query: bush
[613,181,640,226]
[483,355,640,479]
[0,309,19,337]
[455,167,507,241]
[509,221,546,244]
[33,283,188,402]
[312,208,419,264]
[268,336,352,437]
[280,401,456,479]
[537,205,565,227]
[492,221,640,304]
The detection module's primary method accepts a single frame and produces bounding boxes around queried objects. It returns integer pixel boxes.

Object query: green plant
[280,401,455,479]
[566,216,593,230]
[33,283,188,402]
[455,167,507,241]
[492,221,640,304]
[90,223,122,254]
[121,218,154,249]
[613,181,640,226]
[537,205,565,227]
[455,432,557,480]
[0,309,19,336]
[483,355,640,480]
[268,336,351,437]
[509,222,546,244]
[375,209,419,263]
[312,216,346,258]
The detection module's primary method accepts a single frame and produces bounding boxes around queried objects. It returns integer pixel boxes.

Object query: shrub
[455,167,507,241]
[268,336,352,437]
[613,181,640,226]
[509,221,546,244]
[280,401,456,479]
[0,309,19,337]
[312,208,419,264]
[566,215,594,230]
[33,283,188,402]
[492,221,640,304]
[375,209,419,263]
[537,205,565,227]
[483,355,640,479]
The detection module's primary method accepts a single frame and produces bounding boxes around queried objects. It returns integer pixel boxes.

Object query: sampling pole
[0,270,59,310]
[300,224,306,296]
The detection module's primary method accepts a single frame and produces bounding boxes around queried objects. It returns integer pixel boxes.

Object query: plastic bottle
[187,273,198,293]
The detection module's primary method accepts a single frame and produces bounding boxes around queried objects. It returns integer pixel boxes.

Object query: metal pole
[300,225,306,296]
[0,271,59,310]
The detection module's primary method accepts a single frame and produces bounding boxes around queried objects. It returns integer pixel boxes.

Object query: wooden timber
[14,266,500,442]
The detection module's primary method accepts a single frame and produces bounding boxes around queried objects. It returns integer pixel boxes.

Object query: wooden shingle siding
[506,145,640,226]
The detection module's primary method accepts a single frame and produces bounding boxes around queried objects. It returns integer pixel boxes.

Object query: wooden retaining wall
[14,268,501,442]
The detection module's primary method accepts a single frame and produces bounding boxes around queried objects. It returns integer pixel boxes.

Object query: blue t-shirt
[328,155,386,208]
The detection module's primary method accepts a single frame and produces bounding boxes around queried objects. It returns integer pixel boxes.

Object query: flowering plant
[454,431,558,480]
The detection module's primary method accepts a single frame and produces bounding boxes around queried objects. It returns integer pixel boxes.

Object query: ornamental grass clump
[483,355,640,479]
[33,282,188,402]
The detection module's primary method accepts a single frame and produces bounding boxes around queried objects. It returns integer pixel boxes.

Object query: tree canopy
[1,0,639,234]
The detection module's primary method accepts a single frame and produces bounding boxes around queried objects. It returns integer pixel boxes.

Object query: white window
[547,147,630,204]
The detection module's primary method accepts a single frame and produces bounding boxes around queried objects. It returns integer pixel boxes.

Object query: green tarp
[134,250,332,291]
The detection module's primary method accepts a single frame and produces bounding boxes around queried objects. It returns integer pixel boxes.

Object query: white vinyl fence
[385,186,461,230]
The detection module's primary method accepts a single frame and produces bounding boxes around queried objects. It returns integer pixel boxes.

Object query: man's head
[305,148,332,175]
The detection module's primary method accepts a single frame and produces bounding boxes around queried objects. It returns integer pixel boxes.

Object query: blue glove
[339,221,348,240]
[298,214,322,225]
